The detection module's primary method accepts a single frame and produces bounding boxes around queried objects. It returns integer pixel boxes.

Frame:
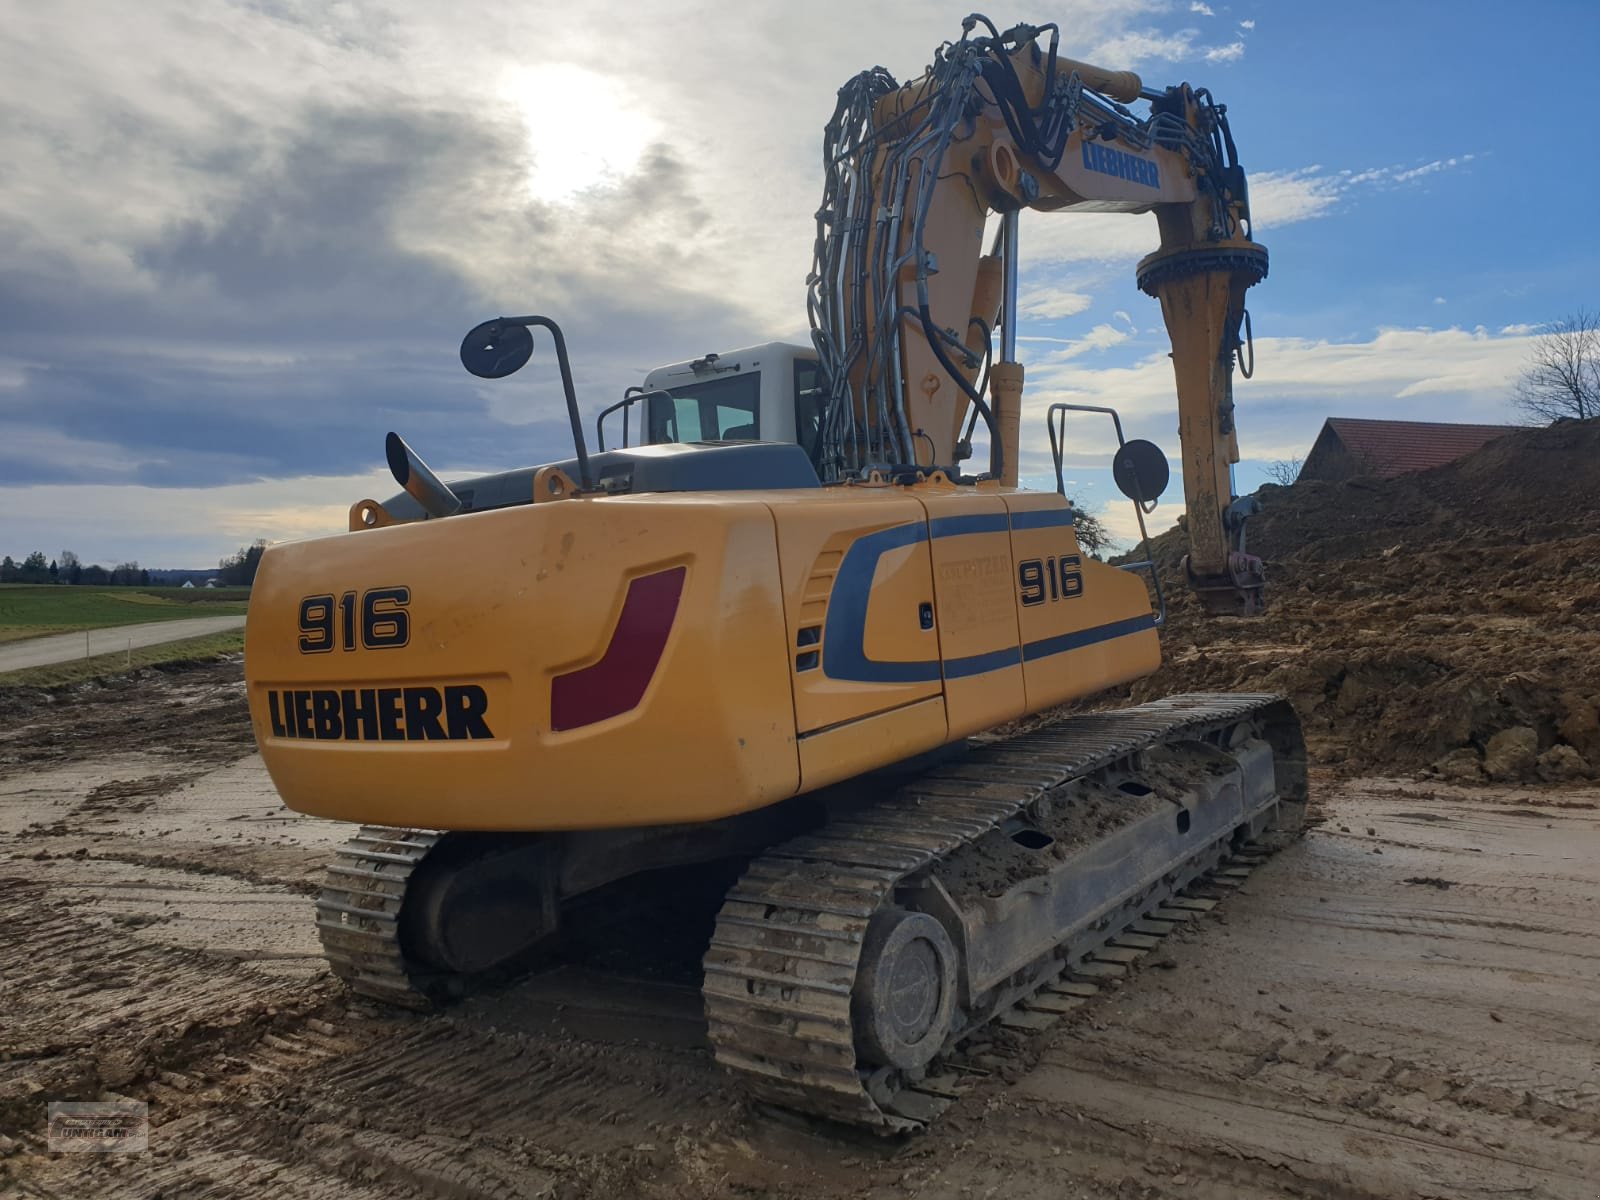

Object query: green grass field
[0,629,245,686]
[0,585,250,643]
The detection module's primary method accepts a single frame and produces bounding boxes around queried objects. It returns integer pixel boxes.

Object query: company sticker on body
[1081,140,1160,188]
[265,684,495,742]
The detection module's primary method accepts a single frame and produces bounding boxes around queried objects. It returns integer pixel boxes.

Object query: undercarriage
[315,692,1305,1132]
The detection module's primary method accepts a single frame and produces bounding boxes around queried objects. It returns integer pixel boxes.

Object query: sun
[499,63,657,206]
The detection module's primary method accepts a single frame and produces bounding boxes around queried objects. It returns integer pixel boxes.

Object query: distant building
[1298,417,1516,483]
[181,580,196,589]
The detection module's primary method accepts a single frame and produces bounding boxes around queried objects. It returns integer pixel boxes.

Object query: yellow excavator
[244,16,1305,1131]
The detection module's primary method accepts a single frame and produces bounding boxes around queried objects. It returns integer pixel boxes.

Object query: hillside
[1103,419,1600,783]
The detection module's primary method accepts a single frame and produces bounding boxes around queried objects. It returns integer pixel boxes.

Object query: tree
[59,550,80,585]
[217,539,269,586]
[21,551,49,583]
[1513,309,1600,423]
[1265,457,1303,487]
[111,561,142,586]
[49,558,59,583]
[81,564,109,585]
[1069,500,1110,557]
[0,556,15,583]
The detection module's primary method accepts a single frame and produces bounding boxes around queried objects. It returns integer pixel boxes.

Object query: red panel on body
[550,566,687,731]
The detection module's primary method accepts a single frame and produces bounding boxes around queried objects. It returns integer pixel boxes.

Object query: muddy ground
[1106,419,1600,785]
[2,659,1598,1199]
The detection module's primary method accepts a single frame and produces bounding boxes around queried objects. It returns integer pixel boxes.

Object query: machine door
[915,491,1027,738]
[770,492,944,736]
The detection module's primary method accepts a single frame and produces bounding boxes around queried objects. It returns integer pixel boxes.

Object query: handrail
[1045,402,1167,628]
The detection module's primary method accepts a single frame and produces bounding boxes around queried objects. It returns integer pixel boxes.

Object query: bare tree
[1513,309,1600,423]
[1070,502,1110,557]
[1265,457,1303,486]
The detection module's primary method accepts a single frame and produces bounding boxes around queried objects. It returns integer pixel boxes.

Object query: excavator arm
[809,14,1268,614]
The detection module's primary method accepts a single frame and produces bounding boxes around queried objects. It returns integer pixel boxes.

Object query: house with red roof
[1297,417,1517,483]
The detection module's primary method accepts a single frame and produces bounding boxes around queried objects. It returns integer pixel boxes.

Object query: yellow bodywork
[246,482,1159,832]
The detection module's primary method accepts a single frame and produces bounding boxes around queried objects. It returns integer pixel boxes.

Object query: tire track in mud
[990,788,1600,1200]
[15,998,744,1199]
[0,873,313,1046]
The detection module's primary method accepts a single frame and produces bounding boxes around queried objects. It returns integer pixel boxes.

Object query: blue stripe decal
[819,512,1146,686]
[821,522,941,685]
[1009,507,1075,531]
[944,645,1023,678]
[927,512,1010,539]
[1021,613,1157,661]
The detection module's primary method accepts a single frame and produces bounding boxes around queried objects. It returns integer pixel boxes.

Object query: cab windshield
[645,373,760,443]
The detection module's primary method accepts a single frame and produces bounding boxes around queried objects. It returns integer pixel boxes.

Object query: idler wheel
[851,909,957,1070]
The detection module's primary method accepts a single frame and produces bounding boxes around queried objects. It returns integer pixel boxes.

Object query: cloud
[1090,26,1250,68]
[1247,155,1478,231]
[1205,41,1246,63]
[1240,19,1256,29]
[1016,324,1535,476]
[1017,286,1094,320]
[1189,2,1215,14]
[1,471,397,568]
[0,89,748,489]
[1393,155,1474,183]
[1035,324,1134,361]
[1249,169,1346,226]
[0,0,1507,566]
[1340,154,1478,190]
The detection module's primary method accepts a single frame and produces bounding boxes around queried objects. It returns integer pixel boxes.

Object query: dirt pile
[1112,419,1600,782]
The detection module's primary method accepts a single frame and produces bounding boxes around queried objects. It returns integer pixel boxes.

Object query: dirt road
[0,616,246,674]
[3,661,1598,1199]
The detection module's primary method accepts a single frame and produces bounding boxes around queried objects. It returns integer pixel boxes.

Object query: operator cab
[379,341,824,521]
[600,343,823,459]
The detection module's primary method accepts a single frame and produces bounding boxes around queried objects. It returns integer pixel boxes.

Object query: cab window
[646,373,760,443]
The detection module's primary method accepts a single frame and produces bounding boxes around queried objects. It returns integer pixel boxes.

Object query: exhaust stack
[385,432,463,519]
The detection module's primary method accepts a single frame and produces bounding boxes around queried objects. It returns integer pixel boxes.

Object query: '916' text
[1018,556,1084,606]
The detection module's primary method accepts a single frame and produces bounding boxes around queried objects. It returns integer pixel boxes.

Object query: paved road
[0,615,246,673]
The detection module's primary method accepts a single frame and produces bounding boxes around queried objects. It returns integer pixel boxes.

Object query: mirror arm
[497,315,593,492]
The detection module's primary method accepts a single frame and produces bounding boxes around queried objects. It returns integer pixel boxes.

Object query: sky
[2,0,1595,566]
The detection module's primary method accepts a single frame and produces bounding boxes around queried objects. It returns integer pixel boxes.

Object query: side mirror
[460,321,534,379]
[458,314,593,492]
[1111,438,1169,504]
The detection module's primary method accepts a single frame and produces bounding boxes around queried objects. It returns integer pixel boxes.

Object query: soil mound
[1111,419,1600,783]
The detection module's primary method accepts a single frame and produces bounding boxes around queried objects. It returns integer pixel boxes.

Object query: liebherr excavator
[245,16,1306,1131]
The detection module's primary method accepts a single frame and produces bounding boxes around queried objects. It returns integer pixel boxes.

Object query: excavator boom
[809,15,1268,612]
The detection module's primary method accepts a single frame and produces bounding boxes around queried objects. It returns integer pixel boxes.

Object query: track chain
[702,692,1299,1132]
[315,826,440,1011]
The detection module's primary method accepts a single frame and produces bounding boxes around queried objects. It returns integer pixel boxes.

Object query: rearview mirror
[1111,438,1169,503]
[460,320,534,378]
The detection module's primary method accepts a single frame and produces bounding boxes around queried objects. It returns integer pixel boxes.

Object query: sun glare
[500,64,657,205]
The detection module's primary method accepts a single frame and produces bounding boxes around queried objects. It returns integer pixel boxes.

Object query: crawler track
[315,827,441,1010]
[703,692,1304,1131]
[311,693,1304,1133]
